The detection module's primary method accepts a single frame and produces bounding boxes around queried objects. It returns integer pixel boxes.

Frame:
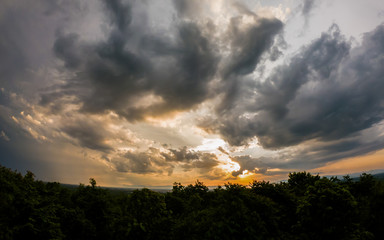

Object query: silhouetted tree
[2,163,384,239]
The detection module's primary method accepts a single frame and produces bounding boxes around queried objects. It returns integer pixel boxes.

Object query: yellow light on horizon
[311,149,384,176]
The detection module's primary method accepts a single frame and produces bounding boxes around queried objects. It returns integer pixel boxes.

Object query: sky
[1,0,384,187]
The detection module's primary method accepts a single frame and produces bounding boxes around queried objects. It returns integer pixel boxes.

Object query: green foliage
[288,171,320,196]
[1,164,384,239]
[0,166,64,240]
[295,178,360,239]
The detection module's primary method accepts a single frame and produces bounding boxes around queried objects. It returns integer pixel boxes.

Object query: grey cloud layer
[114,146,219,175]
[60,118,113,153]
[232,135,384,176]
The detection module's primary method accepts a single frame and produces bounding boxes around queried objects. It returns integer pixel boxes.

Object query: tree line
[1,164,384,239]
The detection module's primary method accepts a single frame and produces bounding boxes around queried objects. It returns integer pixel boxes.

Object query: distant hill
[60,170,384,191]
[60,183,171,194]
[321,169,384,180]
[372,172,384,180]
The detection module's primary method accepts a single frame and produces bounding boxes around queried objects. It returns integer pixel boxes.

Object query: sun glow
[218,156,240,173]
[194,138,226,152]
[238,170,253,179]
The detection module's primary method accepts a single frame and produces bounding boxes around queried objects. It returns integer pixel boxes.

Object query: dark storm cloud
[104,0,132,32]
[210,24,384,153]
[216,14,283,114]
[164,147,219,172]
[46,0,285,125]
[223,17,283,78]
[61,119,113,153]
[48,0,219,121]
[53,33,83,70]
[43,0,285,133]
[145,22,218,112]
[113,146,219,175]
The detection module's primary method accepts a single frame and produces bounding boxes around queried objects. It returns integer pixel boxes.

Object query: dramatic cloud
[60,118,113,153]
[113,146,220,176]
[231,155,268,177]
[223,15,283,78]
[207,24,384,150]
[1,0,384,186]
[48,0,219,122]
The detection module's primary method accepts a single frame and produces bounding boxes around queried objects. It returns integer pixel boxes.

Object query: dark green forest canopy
[1,164,384,240]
